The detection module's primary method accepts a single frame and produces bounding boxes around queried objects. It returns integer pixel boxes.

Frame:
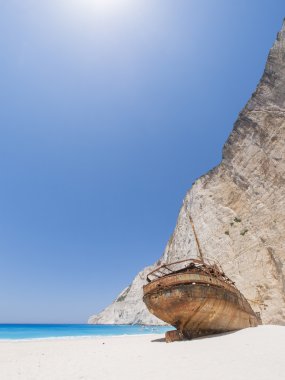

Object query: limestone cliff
[89,20,285,325]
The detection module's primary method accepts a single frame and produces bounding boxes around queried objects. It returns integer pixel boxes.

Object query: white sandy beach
[0,325,284,380]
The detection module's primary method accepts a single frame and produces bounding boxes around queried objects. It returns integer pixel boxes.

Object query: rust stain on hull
[143,259,261,340]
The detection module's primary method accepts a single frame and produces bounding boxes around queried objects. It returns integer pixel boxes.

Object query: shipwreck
[143,216,261,342]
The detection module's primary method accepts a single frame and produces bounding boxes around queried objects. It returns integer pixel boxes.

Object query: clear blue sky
[0,0,284,323]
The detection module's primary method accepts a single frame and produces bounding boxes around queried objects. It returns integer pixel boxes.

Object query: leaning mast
[189,215,204,262]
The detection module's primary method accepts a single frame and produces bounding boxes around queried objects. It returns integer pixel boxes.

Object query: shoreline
[0,332,164,343]
[0,324,171,342]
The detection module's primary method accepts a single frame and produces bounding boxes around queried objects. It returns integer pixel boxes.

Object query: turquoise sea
[0,324,171,340]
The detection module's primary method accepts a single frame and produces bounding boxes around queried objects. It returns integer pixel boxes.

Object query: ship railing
[146,257,235,286]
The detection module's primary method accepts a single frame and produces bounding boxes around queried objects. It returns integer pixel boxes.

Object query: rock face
[88,20,285,325]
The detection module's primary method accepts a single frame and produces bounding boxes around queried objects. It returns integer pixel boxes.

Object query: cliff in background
[89,20,285,325]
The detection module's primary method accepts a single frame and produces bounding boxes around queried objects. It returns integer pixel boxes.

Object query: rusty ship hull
[143,262,260,339]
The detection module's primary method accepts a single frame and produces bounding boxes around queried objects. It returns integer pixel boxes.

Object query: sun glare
[70,0,133,14]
